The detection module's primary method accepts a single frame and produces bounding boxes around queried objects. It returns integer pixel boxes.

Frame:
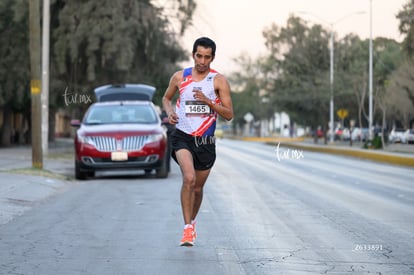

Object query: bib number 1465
[185,100,211,115]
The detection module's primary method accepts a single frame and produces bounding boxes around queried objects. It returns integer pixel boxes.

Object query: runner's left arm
[211,74,233,121]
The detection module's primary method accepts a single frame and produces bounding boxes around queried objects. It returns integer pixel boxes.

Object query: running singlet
[175,67,221,137]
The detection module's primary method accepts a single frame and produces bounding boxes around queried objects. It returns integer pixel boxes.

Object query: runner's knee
[182,173,196,186]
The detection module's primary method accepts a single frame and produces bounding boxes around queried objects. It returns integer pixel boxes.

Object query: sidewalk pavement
[0,138,74,225]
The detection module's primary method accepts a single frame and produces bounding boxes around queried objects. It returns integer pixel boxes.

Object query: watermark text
[62,87,93,106]
[194,136,216,147]
[275,142,304,161]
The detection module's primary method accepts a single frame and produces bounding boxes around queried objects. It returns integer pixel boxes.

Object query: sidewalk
[0,138,74,225]
[0,138,74,173]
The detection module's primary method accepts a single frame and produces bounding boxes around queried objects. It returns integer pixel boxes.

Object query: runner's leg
[191,169,211,221]
[175,149,196,225]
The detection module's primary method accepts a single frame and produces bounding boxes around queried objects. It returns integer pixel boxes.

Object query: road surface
[0,139,413,274]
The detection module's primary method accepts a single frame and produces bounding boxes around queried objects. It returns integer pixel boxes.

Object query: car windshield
[84,104,158,125]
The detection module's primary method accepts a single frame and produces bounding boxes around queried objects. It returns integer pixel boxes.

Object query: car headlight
[145,134,163,144]
[78,135,96,147]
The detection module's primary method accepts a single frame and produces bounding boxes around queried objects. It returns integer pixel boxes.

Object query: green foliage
[229,55,266,126]
[0,0,30,109]
[231,13,411,133]
[261,16,331,128]
[397,0,414,58]
[50,0,194,106]
[0,0,196,114]
[363,136,383,149]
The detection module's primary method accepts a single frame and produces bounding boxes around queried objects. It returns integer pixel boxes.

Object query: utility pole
[41,0,50,156]
[329,28,334,143]
[29,0,43,169]
[368,0,374,141]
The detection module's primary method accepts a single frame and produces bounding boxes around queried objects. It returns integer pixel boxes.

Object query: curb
[236,136,414,168]
[266,141,414,168]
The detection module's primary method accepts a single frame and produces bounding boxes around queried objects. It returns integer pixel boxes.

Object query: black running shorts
[170,129,216,170]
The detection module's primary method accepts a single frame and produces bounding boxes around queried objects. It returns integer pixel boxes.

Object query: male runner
[162,37,233,246]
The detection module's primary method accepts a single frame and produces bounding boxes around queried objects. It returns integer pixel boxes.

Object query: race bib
[185,100,211,115]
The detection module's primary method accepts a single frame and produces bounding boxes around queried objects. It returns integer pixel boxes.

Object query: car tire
[155,153,168,179]
[87,170,95,178]
[75,160,89,180]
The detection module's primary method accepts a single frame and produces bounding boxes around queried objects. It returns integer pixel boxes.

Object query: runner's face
[193,46,214,73]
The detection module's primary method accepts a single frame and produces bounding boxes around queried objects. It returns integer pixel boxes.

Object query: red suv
[71,84,169,179]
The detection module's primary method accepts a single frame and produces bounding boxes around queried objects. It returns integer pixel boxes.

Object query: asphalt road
[0,139,413,274]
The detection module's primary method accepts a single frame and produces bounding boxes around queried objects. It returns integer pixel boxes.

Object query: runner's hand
[168,112,178,124]
[192,89,209,103]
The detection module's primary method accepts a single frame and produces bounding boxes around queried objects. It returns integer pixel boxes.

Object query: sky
[178,0,408,74]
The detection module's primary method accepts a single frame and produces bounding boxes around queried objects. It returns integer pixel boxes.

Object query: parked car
[360,128,369,142]
[341,128,351,141]
[94,83,156,102]
[404,129,414,144]
[350,127,361,141]
[389,128,406,143]
[71,84,169,179]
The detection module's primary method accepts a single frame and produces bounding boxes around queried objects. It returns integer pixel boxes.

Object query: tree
[0,0,30,146]
[334,35,368,129]
[386,60,414,128]
[0,0,197,146]
[371,38,403,136]
[231,14,406,141]
[395,0,414,129]
[51,0,195,106]
[261,16,331,131]
[230,54,267,136]
[397,0,414,58]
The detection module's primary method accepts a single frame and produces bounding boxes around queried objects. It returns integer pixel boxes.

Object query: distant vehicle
[335,128,344,140]
[342,128,351,141]
[404,129,414,144]
[351,127,361,141]
[70,84,169,179]
[389,128,406,143]
[315,126,324,138]
[331,127,350,141]
[360,128,369,142]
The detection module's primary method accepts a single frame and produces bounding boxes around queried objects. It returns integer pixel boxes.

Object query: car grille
[89,136,149,152]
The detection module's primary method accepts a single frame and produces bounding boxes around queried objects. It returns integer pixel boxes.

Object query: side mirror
[70,119,81,128]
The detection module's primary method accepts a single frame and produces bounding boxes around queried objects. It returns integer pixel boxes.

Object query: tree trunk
[0,105,12,146]
[49,108,55,142]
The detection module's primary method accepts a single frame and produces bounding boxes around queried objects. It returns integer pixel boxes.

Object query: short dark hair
[192,37,216,57]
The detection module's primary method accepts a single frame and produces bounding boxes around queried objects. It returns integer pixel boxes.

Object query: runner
[162,37,234,246]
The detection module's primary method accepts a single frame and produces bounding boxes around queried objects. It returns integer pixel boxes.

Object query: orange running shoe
[180,226,194,247]
[192,221,197,242]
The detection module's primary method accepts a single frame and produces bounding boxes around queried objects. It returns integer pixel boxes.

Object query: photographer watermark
[353,244,384,252]
[62,86,93,106]
[275,142,304,161]
[194,135,216,147]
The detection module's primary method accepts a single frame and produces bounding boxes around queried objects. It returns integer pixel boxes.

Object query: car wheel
[87,170,95,178]
[155,154,168,179]
[75,160,89,180]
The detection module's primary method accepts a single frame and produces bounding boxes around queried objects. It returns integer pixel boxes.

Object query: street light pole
[329,28,334,143]
[368,0,373,140]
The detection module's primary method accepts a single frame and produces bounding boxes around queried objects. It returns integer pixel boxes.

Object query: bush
[363,136,383,149]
